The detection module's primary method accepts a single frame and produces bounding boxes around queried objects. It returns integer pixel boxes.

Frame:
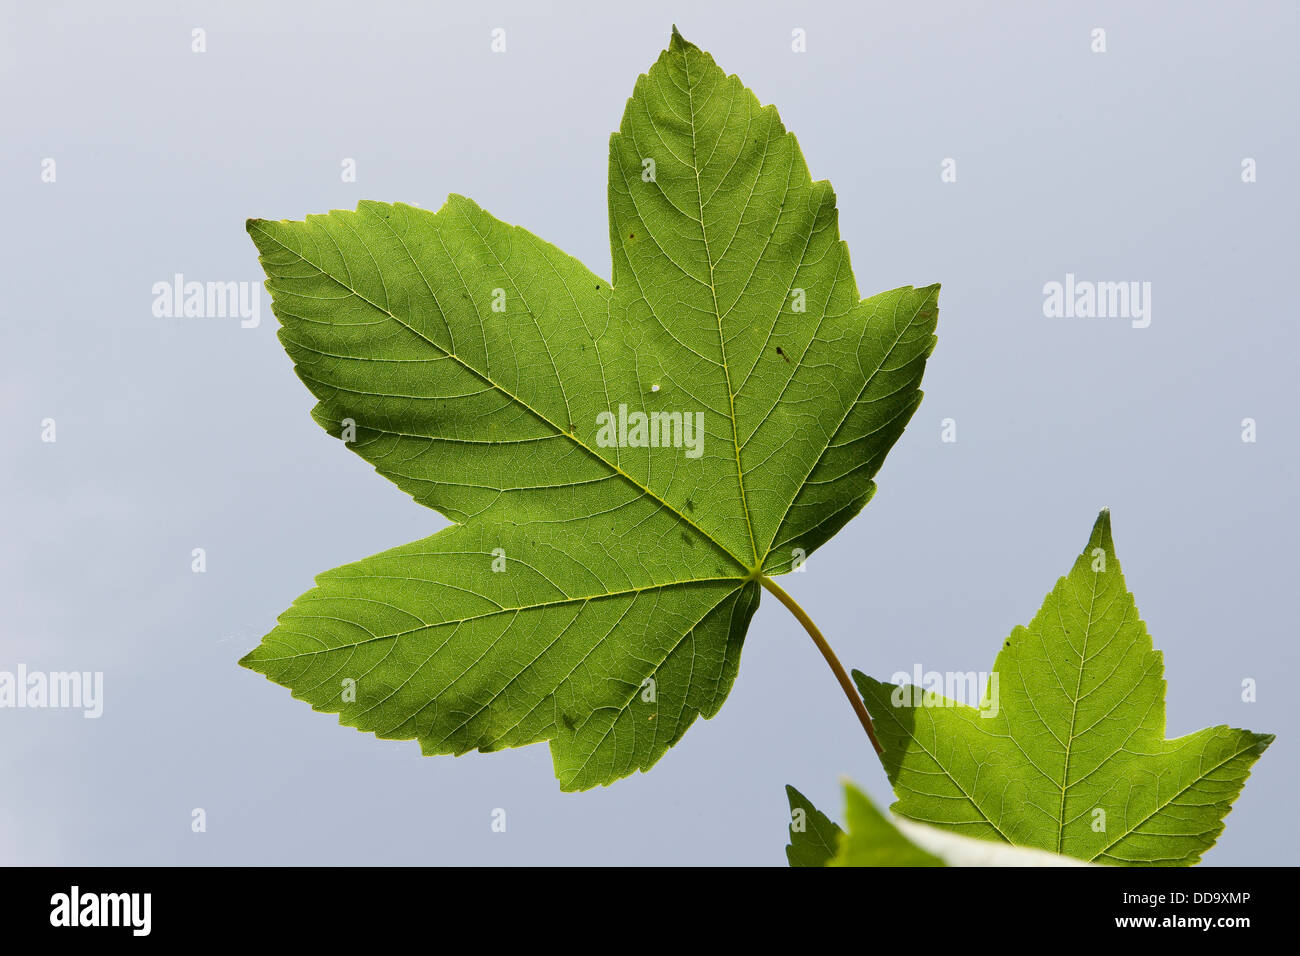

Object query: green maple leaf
[241,28,939,790]
[856,511,1273,864]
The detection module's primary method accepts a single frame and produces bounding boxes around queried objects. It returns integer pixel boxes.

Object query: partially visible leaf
[831,783,944,867]
[789,782,1095,866]
[889,812,1091,866]
[785,785,843,867]
[241,29,939,791]
[857,510,1273,865]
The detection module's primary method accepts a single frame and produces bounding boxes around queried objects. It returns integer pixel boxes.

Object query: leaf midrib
[682,45,760,568]
[757,291,932,566]
[257,575,748,662]
[1056,566,1101,853]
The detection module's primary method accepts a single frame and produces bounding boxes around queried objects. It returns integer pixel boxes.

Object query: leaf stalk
[757,575,882,755]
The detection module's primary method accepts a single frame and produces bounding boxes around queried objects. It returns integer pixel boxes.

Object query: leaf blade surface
[242,31,939,789]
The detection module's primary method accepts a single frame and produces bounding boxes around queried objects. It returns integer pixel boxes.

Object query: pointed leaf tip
[1088,507,1113,551]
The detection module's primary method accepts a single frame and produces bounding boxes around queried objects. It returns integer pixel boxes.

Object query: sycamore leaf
[856,511,1273,864]
[241,29,939,790]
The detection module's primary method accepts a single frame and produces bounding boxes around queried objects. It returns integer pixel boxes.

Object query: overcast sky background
[2,0,1295,865]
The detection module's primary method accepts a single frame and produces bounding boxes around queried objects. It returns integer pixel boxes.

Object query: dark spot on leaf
[685,498,695,512]
[681,531,692,545]
[776,346,791,363]
[629,233,636,239]
[561,713,575,731]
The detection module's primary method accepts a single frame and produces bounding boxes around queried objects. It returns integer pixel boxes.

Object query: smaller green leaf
[857,510,1274,865]
[785,785,843,867]
[831,783,945,867]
